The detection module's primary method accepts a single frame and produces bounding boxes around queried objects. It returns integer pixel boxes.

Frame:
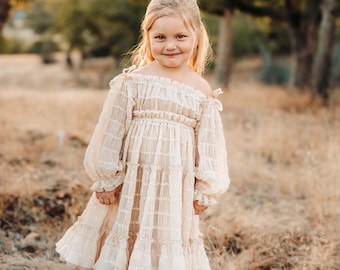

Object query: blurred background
[0,0,339,269]
[1,0,340,97]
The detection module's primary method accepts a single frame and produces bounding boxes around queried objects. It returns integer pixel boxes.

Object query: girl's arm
[84,74,134,194]
[194,93,230,207]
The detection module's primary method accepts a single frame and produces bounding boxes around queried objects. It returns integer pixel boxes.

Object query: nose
[165,39,176,50]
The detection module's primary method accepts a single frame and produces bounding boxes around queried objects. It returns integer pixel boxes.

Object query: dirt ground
[0,54,339,270]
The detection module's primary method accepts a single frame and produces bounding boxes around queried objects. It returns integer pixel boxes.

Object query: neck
[152,61,191,76]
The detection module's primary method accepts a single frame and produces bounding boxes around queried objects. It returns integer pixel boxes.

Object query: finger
[110,194,119,204]
[109,197,116,205]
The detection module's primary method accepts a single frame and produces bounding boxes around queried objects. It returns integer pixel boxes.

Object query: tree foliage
[0,0,9,16]
[1,0,35,32]
[0,0,11,33]
[25,0,54,34]
[26,0,148,60]
[199,0,340,100]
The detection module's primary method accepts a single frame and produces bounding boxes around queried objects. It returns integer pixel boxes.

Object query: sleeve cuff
[193,189,217,207]
[90,171,125,192]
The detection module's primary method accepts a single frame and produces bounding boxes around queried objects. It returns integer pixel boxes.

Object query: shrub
[0,37,25,54]
[258,60,292,85]
[26,39,59,64]
[257,42,292,86]
[27,40,59,54]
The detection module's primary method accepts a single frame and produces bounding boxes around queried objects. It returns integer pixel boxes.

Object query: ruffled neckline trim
[123,66,222,100]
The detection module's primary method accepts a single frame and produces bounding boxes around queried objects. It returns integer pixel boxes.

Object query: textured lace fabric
[56,67,230,270]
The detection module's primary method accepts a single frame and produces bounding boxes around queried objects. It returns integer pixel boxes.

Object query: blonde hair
[130,0,213,75]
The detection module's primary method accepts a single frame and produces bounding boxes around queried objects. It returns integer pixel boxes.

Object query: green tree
[26,0,54,34]
[48,0,147,65]
[200,0,340,100]
[0,0,11,34]
[0,0,35,34]
[24,0,148,66]
[25,0,58,62]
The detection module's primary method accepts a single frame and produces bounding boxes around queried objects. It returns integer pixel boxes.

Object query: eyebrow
[151,31,189,35]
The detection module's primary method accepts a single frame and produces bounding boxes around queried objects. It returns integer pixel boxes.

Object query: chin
[164,61,186,68]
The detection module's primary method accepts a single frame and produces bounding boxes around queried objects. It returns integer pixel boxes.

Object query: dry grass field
[0,54,339,270]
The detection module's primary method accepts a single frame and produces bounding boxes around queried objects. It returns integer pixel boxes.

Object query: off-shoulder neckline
[126,72,216,99]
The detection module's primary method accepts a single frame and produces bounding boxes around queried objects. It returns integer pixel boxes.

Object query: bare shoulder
[130,65,148,74]
[189,72,213,98]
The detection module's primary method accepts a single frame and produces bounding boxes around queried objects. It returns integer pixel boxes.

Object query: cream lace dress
[56,67,230,270]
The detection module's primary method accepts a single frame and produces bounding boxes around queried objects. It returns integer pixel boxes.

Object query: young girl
[56,0,230,269]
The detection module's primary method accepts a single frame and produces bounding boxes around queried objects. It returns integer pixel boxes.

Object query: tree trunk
[0,0,11,34]
[288,0,319,89]
[215,8,233,87]
[312,0,336,101]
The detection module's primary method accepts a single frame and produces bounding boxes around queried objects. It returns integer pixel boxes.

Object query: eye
[177,34,187,40]
[155,35,165,40]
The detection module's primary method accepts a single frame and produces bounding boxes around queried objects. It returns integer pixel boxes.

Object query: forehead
[149,15,192,33]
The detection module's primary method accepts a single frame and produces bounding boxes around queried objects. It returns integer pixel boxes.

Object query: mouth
[163,53,180,57]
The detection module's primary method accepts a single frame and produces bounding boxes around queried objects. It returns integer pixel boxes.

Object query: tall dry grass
[204,65,340,269]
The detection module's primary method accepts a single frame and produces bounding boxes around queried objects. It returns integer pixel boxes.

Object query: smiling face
[148,15,197,70]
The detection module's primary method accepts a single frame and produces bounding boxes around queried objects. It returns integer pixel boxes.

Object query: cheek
[188,43,196,52]
[184,41,197,55]
[149,41,162,54]
[185,36,197,52]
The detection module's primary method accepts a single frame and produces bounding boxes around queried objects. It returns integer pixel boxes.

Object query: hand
[96,184,122,205]
[193,200,208,215]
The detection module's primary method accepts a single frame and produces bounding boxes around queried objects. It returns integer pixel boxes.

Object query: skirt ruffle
[93,237,210,270]
[56,165,211,270]
[56,193,118,269]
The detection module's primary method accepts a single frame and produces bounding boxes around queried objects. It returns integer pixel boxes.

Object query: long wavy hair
[130,0,213,75]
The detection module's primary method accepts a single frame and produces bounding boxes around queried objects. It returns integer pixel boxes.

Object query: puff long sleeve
[194,91,230,206]
[84,74,134,192]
